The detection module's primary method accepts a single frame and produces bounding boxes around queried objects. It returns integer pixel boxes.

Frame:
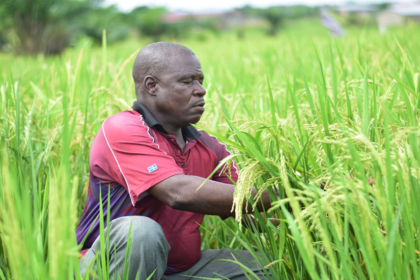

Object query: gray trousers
[80,216,270,280]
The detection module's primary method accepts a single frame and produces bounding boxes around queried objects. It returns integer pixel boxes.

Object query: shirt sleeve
[90,111,184,205]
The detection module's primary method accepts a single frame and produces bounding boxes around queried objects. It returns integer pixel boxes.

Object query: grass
[1,19,420,279]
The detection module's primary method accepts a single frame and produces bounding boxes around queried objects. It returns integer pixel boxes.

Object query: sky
[104,0,417,12]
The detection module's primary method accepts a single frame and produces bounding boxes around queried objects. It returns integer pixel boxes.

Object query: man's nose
[193,81,206,97]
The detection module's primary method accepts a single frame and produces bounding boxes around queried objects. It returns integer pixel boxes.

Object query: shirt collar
[132,101,201,141]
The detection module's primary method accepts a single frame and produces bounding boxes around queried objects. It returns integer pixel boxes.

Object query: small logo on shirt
[148,164,158,173]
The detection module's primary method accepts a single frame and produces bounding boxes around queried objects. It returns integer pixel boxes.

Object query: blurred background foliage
[0,0,224,55]
[0,0,102,55]
[0,0,417,56]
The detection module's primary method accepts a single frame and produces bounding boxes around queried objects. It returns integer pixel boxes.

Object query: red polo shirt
[76,101,239,275]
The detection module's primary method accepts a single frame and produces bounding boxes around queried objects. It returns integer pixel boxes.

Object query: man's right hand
[148,174,272,217]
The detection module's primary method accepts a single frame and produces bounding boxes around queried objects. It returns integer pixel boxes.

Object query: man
[77,42,273,279]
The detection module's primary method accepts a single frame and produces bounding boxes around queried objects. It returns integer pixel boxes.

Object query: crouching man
[76,42,272,280]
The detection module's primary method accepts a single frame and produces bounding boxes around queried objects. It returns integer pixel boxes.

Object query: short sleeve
[90,111,184,205]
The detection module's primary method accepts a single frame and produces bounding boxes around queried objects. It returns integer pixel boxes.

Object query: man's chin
[187,115,202,125]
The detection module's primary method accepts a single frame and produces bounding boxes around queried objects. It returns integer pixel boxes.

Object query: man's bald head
[132,42,196,97]
[130,42,206,129]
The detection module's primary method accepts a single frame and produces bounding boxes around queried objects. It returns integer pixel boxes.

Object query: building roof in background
[336,4,377,12]
[163,9,234,22]
[389,3,420,16]
[163,11,190,23]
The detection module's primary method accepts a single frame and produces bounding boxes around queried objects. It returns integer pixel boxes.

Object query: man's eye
[184,80,193,85]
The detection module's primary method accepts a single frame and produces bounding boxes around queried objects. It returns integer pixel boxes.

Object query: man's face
[154,54,206,127]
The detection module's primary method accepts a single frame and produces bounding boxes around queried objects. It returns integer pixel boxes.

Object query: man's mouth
[193,101,205,107]
[192,101,205,113]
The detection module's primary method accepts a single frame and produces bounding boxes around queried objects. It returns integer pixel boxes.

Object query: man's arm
[148,174,271,216]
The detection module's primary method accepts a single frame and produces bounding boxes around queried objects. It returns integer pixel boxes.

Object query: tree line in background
[0,0,391,56]
[0,0,323,56]
[239,5,319,36]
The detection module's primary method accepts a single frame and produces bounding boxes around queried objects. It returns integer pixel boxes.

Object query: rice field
[1,20,420,279]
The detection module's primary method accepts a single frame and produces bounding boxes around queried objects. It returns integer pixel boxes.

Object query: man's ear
[144,75,158,96]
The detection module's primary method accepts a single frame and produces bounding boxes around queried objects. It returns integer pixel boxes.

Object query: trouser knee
[105,216,169,254]
[81,216,170,280]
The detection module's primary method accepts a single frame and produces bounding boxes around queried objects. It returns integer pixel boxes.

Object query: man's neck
[166,124,186,151]
[160,122,181,136]
[137,101,187,150]
[156,117,186,151]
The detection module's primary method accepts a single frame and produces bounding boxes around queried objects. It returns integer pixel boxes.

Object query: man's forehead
[170,54,201,65]
[165,55,203,74]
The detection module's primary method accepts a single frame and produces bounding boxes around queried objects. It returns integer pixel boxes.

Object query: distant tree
[262,7,284,36]
[238,5,319,36]
[238,5,260,17]
[126,6,150,26]
[0,6,10,51]
[0,0,101,55]
[139,8,169,41]
[375,3,392,11]
[285,5,319,18]
[78,5,130,45]
[0,33,7,51]
[127,7,168,41]
[129,7,198,41]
